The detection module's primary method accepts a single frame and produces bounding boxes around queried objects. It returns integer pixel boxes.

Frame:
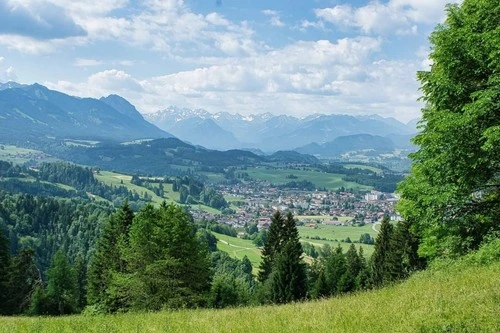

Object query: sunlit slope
[2,245,498,333]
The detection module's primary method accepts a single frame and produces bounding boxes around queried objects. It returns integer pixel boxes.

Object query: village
[191,180,402,230]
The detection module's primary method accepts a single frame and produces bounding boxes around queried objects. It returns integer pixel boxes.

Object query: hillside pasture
[245,167,372,191]
[1,254,498,332]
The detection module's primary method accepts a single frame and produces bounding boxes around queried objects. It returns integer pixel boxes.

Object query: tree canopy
[398,0,500,258]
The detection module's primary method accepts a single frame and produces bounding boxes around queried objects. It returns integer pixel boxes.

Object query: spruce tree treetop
[398,0,500,258]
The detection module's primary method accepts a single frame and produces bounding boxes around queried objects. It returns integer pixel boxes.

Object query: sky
[0,0,460,122]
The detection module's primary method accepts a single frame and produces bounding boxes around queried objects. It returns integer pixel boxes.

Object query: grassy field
[0,145,57,164]
[95,171,220,214]
[213,223,377,267]
[212,232,262,270]
[343,163,383,174]
[2,247,498,332]
[245,167,372,191]
[298,224,377,256]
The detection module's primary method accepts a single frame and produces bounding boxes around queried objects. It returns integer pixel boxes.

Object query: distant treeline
[0,161,152,209]
[317,163,404,192]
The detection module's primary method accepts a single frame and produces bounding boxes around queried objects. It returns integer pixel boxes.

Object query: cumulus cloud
[0,57,17,82]
[0,1,86,39]
[74,58,104,67]
[262,10,285,27]
[45,34,425,121]
[313,0,460,35]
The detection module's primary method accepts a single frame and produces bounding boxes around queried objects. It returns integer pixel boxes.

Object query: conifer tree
[258,211,284,283]
[122,202,211,310]
[74,254,87,311]
[45,250,77,315]
[371,216,396,286]
[341,243,362,293]
[355,247,370,290]
[87,201,134,310]
[0,230,10,314]
[5,249,40,314]
[269,212,307,303]
[324,245,347,295]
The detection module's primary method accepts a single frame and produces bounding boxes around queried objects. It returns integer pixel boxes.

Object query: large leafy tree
[398,0,500,258]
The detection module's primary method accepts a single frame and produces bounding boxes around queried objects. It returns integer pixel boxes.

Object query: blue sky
[0,0,459,122]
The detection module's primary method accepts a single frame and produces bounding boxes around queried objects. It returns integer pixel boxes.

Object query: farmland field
[212,232,262,271]
[245,167,372,191]
[298,224,377,256]
[0,145,56,164]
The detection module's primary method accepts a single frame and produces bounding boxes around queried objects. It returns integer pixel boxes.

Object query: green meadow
[298,224,377,256]
[245,167,372,191]
[2,245,498,333]
[95,171,220,213]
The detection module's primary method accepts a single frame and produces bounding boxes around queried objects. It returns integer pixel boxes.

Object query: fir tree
[87,201,134,310]
[324,245,347,295]
[258,211,284,283]
[0,230,10,314]
[340,243,362,293]
[45,250,77,315]
[355,247,370,290]
[259,211,307,303]
[371,215,396,286]
[5,249,40,314]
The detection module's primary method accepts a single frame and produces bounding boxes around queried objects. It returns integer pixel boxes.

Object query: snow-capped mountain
[144,106,417,152]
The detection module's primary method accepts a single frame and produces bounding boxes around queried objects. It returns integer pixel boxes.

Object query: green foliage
[118,203,212,310]
[4,249,40,315]
[86,202,134,311]
[397,0,500,259]
[370,216,396,286]
[258,211,307,304]
[208,252,255,308]
[0,230,10,314]
[44,250,77,315]
[4,246,498,332]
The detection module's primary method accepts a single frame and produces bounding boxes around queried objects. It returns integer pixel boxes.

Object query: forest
[0,0,499,322]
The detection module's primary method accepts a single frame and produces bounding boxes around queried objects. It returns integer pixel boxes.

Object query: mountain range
[0,82,418,161]
[0,82,172,144]
[145,106,418,153]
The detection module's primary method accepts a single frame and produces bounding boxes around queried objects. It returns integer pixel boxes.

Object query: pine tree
[258,211,284,283]
[324,245,347,295]
[0,230,10,314]
[45,250,77,315]
[122,203,211,310]
[259,211,307,303]
[5,249,40,314]
[74,255,87,311]
[340,243,362,293]
[371,215,395,286]
[355,247,370,290]
[269,212,308,303]
[87,201,134,310]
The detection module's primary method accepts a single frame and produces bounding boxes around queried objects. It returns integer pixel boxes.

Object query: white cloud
[74,58,104,67]
[0,57,17,82]
[313,0,460,35]
[0,0,259,56]
[262,9,285,27]
[45,35,426,121]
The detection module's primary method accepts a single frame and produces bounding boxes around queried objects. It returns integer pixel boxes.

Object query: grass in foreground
[3,244,498,333]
